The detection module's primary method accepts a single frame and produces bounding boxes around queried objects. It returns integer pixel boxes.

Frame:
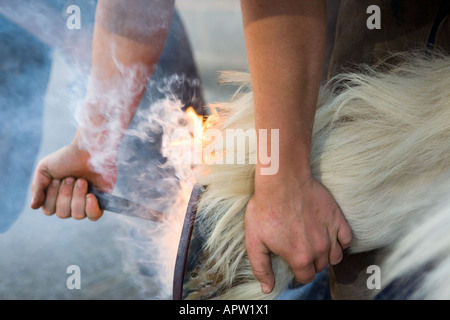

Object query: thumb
[246,239,275,294]
[30,160,52,209]
[30,145,84,209]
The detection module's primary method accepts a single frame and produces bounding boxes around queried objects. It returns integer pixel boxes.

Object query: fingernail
[65,177,75,184]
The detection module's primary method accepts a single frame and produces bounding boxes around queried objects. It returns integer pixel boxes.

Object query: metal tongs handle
[89,185,165,223]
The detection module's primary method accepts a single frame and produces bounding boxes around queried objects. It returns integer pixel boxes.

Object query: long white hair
[189,53,450,300]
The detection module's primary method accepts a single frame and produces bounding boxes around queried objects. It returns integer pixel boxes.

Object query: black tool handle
[88,185,164,223]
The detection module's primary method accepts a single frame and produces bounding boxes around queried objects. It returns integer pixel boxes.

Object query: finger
[246,241,275,294]
[30,162,52,209]
[85,193,103,221]
[311,236,330,273]
[329,238,344,265]
[313,255,329,273]
[291,259,316,284]
[287,248,317,284]
[327,222,344,265]
[71,179,88,220]
[55,177,75,219]
[337,222,353,250]
[42,179,61,215]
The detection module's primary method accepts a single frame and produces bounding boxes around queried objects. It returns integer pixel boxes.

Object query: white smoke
[115,96,202,299]
[1,0,205,300]
[73,68,203,298]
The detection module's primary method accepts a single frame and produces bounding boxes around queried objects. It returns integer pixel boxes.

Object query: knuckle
[315,240,329,255]
[74,179,88,194]
[293,254,313,269]
[338,224,353,248]
[252,267,272,280]
[340,235,353,249]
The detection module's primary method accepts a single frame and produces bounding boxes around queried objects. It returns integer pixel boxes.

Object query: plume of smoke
[73,54,203,297]
[109,90,201,299]
[1,0,203,298]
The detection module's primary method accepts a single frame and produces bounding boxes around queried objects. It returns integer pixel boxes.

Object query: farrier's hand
[30,142,115,220]
[239,0,338,295]
[244,174,353,294]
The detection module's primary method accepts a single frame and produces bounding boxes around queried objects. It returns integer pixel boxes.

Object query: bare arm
[241,0,352,294]
[77,0,174,154]
[31,0,174,220]
[242,0,325,177]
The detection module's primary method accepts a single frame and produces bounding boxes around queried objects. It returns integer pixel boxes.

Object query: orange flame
[186,106,205,143]
[170,106,220,164]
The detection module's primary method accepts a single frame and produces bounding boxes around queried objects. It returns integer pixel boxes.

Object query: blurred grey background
[0,0,248,299]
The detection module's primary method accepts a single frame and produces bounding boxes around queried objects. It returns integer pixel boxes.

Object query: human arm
[240,0,352,293]
[30,0,174,219]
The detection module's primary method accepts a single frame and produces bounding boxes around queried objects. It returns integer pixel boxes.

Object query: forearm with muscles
[242,0,326,180]
[241,0,352,294]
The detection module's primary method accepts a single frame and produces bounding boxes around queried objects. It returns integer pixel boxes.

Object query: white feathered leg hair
[191,54,450,300]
